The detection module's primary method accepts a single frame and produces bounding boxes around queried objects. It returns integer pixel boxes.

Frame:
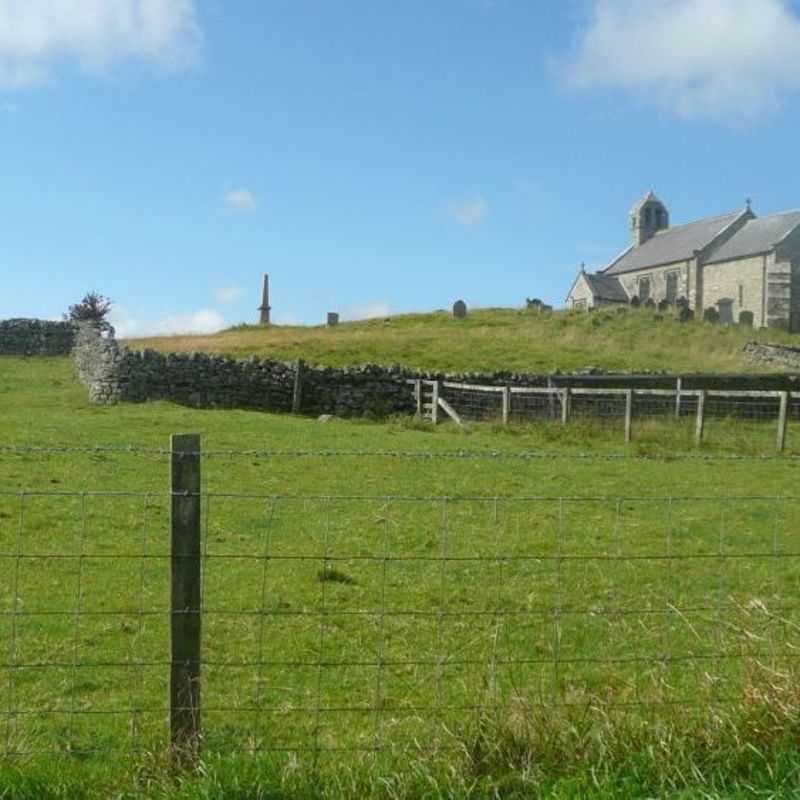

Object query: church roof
[603,211,743,275]
[704,210,800,264]
[583,272,628,302]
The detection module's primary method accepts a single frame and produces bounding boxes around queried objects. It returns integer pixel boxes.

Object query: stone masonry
[0,318,75,356]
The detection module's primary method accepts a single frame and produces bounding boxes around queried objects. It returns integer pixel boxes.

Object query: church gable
[565,270,627,309]
[705,211,800,264]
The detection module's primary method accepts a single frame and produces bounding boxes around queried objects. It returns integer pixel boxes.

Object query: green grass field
[126,306,800,373]
[3,356,800,798]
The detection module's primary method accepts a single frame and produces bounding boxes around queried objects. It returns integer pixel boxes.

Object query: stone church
[566,192,800,330]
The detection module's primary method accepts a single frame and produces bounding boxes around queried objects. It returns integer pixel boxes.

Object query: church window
[644,207,652,226]
[738,284,744,306]
[638,277,651,301]
[666,272,678,303]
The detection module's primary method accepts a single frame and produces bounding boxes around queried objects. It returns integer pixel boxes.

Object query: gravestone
[679,307,694,323]
[630,296,641,307]
[452,300,467,319]
[739,310,755,328]
[644,298,656,309]
[676,296,688,309]
[657,299,670,312]
[703,307,720,324]
[327,312,339,327]
[717,299,734,325]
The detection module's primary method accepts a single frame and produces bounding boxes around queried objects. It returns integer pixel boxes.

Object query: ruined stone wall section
[743,341,800,370]
[0,318,75,355]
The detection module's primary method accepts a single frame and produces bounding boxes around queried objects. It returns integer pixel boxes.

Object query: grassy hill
[126,307,799,373]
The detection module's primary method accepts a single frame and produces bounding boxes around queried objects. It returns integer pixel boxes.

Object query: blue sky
[3,0,800,335]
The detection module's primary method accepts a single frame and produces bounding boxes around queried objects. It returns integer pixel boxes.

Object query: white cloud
[340,301,392,321]
[559,0,800,121]
[0,0,201,90]
[448,194,489,227]
[110,306,226,338]
[215,286,242,304]
[223,188,257,213]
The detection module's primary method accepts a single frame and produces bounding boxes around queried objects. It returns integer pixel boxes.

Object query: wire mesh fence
[414,379,800,450]
[2,441,800,761]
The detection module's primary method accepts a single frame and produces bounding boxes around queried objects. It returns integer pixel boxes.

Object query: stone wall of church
[615,260,691,305]
[702,254,765,327]
[766,253,792,330]
[777,228,800,333]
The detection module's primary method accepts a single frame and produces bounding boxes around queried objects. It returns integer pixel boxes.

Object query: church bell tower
[630,192,669,247]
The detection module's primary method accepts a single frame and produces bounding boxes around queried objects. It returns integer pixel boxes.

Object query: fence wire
[2,471,800,758]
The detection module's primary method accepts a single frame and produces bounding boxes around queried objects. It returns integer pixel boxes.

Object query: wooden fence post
[292,359,304,414]
[624,390,633,443]
[170,434,202,763]
[414,379,422,417]
[675,377,682,419]
[547,376,556,419]
[431,380,440,425]
[561,387,571,426]
[695,390,706,446]
[502,386,511,425]
[777,391,789,453]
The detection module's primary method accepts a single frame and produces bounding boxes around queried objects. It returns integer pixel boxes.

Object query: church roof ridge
[651,209,744,235]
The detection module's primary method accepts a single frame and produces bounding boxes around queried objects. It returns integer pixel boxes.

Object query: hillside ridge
[124,307,800,374]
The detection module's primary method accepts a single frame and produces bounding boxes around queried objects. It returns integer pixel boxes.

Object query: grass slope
[127,307,800,373]
[2,358,800,798]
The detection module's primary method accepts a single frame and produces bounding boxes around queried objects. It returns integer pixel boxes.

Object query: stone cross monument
[258,274,271,326]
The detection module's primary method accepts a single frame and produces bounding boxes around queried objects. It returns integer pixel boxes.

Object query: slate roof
[704,211,800,264]
[583,272,628,302]
[603,211,743,275]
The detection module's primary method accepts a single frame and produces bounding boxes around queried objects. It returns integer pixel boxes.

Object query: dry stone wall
[73,326,800,418]
[0,318,75,356]
[743,341,800,371]
[73,324,420,416]
[72,325,564,417]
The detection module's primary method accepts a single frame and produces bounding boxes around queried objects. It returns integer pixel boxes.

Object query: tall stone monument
[258,274,271,326]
